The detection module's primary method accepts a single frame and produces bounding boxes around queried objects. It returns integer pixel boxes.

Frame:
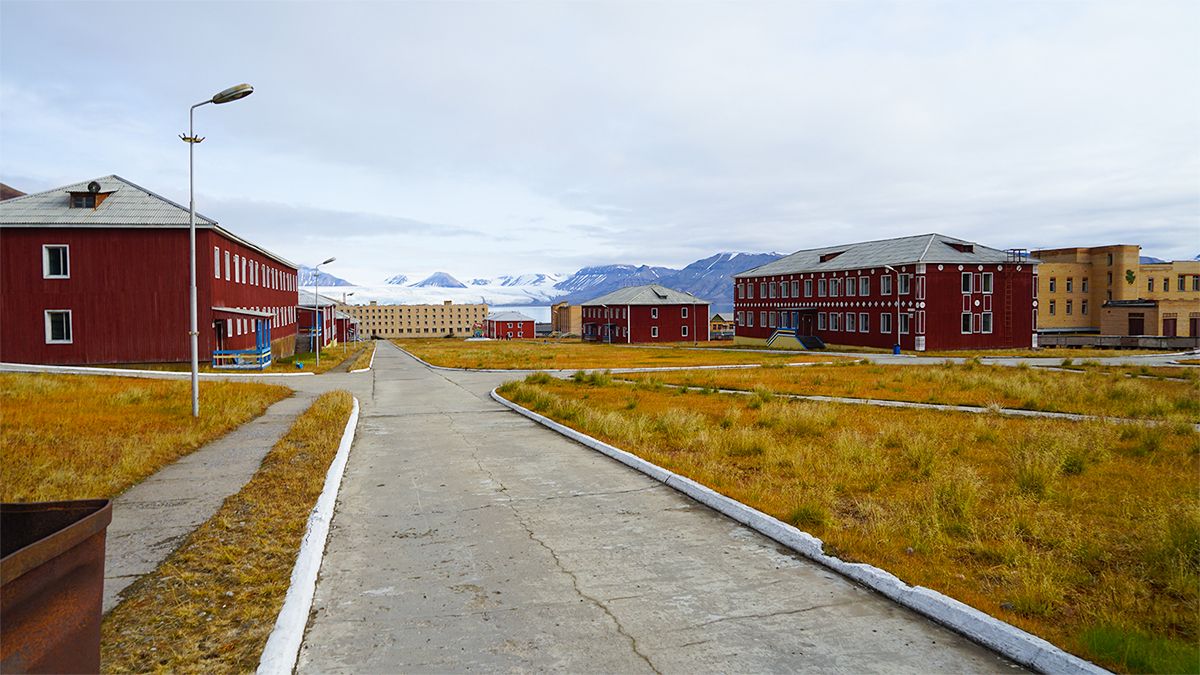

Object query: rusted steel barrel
[1,500,112,674]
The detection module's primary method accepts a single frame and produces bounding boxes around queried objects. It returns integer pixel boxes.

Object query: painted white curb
[393,345,833,374]
[0,362,315,379]
[490,388,1108,675]
[348,342,377,373]
[257,396,360,675]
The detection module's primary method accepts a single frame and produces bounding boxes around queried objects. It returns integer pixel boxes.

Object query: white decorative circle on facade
[957,265,964,271]
[918,302,926,309]
[937,265,944,271]
[998,265,1003,271]
[1033,300,1038,308]
[974,300,981,307]
[1017,265,1022,271]
[978,265,984,271]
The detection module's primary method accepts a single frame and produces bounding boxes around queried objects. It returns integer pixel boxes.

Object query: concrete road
[297,342,1020,673]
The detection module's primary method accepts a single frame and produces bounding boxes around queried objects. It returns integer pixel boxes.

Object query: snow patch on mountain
[411,272,467,288]
[299,266,354,287]
[383,274,408,285]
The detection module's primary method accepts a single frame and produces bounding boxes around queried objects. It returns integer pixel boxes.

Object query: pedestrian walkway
[102,391,316,612]
[297,342,1017,672]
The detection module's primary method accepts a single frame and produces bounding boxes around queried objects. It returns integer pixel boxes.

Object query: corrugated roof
[0,174,296,268]
[734,233,1032,278]
[582,284,710,306]
[486,311,536,322]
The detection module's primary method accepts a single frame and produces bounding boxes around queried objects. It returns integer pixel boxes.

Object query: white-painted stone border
[490,388,1108,675]
[258,396,360,675]
[393,345,835,374]
[0,362,315,379]
[348,342,377,373]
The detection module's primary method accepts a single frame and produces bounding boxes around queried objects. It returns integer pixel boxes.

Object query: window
[1163,277,1170,292]
[981,273,993,294]
[961,313,972,333]
[769,282,777,298]
[1178,276,1186,292]
[1107,253,1113,266]
[234,255,241,283]
[45,310,72,343]
[859,313,869,332]
[1082,300,1088,316]
[780,281,789,299]
[899,313,910,334]
[1066,300,1073,315]
[818,279,827,297]
[241,257,247,284]
[651,307,659,319]
[898,274,911,294]
[747,283,754,299]
[681,306,688,318]
[859,277,869,296]
[845,313,856,332]
[214,247,221,278]
[682,325,689,337]
[1049,300,1056,315]
[962,273,973,293]
[42,245,69,278]
[791,280,799,297]
[760,282,767,298]
[880,312,891,334]
[225,251,231,280]
[830,278,840,297]
[71,193,97,209]
[881,275,893,295]
[769,312,777,328]
[651,326,658,338]
[747,312,754,327]
[759,311,766,327]
[830,313,840,331]
[845,277,856,296]
[737,284,744,299]
[1082,278,1089,292]
[1148,277,1154,292]
[818,312,827,330]
[804,279,813,297]
[736,312,743,326]
[1194,276,1200,292]
[1048,277,1056,293]
[1066,278,1074,293]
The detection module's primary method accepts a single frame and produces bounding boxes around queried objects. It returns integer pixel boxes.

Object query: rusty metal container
[1,500,112,674]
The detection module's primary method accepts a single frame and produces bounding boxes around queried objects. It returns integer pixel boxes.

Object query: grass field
[498,374,1200,673]
[110,341,370,375]
[716,343,1173,359]
[621,361,1200,423]
[392,338,841,370]
[102,390,354,673]
[0,374,291,501]
[348,340,376,371]
[1052,361,1199,381]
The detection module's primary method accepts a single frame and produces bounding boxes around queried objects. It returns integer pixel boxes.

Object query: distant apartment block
[734,234,1037,351]
[551,302,582,336]
[710,312,735,339]
[338,300,488,338]
[1033,245,1200,338]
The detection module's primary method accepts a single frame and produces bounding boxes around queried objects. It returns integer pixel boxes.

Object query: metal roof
[297,291,339,308]
[486,311,536,322]
[582,284,710,306]
[212,306,274,318]
[0,174,296,268]
[734,233,1034,278]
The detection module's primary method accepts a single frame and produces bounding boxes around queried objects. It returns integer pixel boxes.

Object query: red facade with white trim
[581,302,710,343]
[483,316,534,339]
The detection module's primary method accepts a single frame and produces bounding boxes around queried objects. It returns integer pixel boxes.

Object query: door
[1127,314,1144,335]
[1163,318,1177,337]
[800,314,814,337]
[1191,317,1199,338]
[214,320,226,351]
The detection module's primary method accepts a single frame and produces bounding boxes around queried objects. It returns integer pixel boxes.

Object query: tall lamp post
[181,83,254,418]
[341,292,354,354]
[314,257,336,367]
[884,265,900,354]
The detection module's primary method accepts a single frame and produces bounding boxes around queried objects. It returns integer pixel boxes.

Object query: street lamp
[181,83,253,418]
[883,265,900,354]
[341,292,354,355]
[314,257,335,368]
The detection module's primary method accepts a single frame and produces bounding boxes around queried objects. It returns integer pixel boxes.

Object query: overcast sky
[2,1,1197,284]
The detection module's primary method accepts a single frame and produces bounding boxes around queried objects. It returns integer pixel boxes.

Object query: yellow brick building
[339,300,489,338]
[1033,245,1200,337]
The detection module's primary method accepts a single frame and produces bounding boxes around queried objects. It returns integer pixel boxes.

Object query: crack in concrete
[677,600,858,631]
[444,414,660,675]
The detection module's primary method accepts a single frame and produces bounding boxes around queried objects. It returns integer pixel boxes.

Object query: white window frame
[961,312,972,334]
[225,251,231,280]
[899,313,911,334]
[651,307,659,319]
[214,247,221,279]
[898,274,911,295]
[747,312,754,327]
[818,279,827,297]
[682,325,689,337]
[982,272,993,294]
[845,278,856,297]
[44,309,73,344]
[981,312,993,334]
[859,277,869,296]
[42,244,70,279]
[759,311,766,327]
[791,280,799,296]
[818,312,827,330]
[651,326,659,338]
[961,272,972,293]
[804,279,813,297]
[845,312,856,332]
[880,312,891,334]
[859,312,869,333]
[881,275,893,295]
[681,306,688,319]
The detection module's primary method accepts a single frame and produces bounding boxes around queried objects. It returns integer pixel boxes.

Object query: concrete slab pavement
[297,342,1021,673]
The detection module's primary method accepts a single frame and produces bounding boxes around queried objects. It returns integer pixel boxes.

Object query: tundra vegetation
[0,374,291,501]
[498,373,1199,674]
[102,390,354,673]
[394,338,840,370]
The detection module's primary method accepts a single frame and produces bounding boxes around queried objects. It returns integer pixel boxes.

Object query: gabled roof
[297,291,339,308]
[486,311,536,322]
[711,312,733,322]
[0,174,296,268]
[582,284,710,306]
[734,233,1032,278]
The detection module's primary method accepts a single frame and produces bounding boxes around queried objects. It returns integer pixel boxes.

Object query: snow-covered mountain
[299,266,354,287]
[553,264,673,297]
[383,274,408,285]
[411,272,467,288]
[495,273,563,287]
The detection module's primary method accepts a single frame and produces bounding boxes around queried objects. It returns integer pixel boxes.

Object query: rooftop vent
[948,242,975,254]
[819,251,845,263]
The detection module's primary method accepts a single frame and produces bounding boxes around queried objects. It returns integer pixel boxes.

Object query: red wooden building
[581,284,710,343]
[0,175,299,365]
[733,234,1037,351]
[483,311,535,339]
[297,292,339,353]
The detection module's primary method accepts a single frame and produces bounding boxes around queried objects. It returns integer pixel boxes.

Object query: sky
[2,1,1198,285]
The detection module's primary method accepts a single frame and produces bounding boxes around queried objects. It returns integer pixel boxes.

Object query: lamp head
[212,83,254,104]
[320,257,336,265]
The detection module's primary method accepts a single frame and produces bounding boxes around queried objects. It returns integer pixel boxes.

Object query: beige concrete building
[339,300,489,338]
[550,302,582,336]
[1033,245,1199,337]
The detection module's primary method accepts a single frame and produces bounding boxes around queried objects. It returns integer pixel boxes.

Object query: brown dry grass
[393,338,840,370]
[348,341,376,371]
[101,390,354,674]
[720,343,1172,358]
[0,374,291,502]
[112,341,369,375]
[622,361,1200,423]
[498,376,1200,673]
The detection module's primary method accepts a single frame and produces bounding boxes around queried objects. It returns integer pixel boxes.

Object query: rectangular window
[1163,278,1169,292]
[769,282,777,298]
[225,251,231,280]
[1049,300,1056,315]
[845,313,856,332]
[747,283,754,299]
[780,281,789,299]
[681,306,688,318]
[651,307,659,319]
[981,273,993,293]
[42,245,69,278]
[830,278,840,297]
[214,248,221,278]
[1107,253,1113,265]
[830,313,840,331]
[758,311,766,327]
[818,312,827,330]
[234,255,241,283]
[1179,276,1186,292]
[791,280,799,297]
[859,277,869,296]
[974,313,982,333]
[804,279,813,297]
[818,279,827,297]
[899,313,911,334]
[1082,300,1088,316]
[962,272,972,293]
[859,313,869,332]
[651,326,658,338]
[44,310,72,343]
[982,312,993,334]
[898,274,911,294]
[1066,278,1073,293]
[736,311,743,326]
[881,275,893,295]
[880,312,891,334]
[962,313,972,333]
[845,277,856,296]
[1082,278,1089,292]
[747,312,754,327]
[241,257,247,284]
[737,283,744,299]
[1049,277,1057,292]
[760,282,767,298]
[1148,277,1154,292]
[1193,276,1199,292]
[1066,300,1073,315]
[769,312,777,328]
[682,325,689,337]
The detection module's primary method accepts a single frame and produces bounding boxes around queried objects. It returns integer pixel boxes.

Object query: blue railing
[212,346,273,370]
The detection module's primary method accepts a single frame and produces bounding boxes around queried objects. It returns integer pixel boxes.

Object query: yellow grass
[347,341,376,371]
[719,343,1173,358]
[393,338,841,370]
[621,361,1200,423]
[498,376,1200,673]
[101,390,354,673]
[0,374,291,502]
[109,341,369,375]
